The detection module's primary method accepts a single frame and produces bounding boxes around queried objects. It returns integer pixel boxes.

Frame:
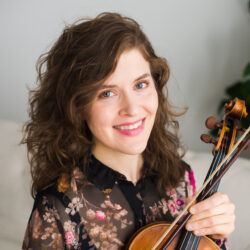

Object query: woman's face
[87,48,158,157]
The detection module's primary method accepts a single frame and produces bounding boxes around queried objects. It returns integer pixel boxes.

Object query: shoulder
[29,183,67,228]
[23,184,65,249]
[24,180,88,249]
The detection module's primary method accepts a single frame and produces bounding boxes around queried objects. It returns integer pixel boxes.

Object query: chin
[117,143,147,155]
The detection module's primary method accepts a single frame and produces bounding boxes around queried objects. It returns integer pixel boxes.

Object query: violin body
[126,221,219,250]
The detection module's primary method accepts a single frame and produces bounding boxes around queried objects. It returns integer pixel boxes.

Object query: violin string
[175,149,222,250]
[180,122,231,250]
[185,148,223,250]
[180,127,227,250]
[162,151,221,250]
[192,141,226,249]
[203,119,232,196]
[191,123,230,250]
[156,125,250,250]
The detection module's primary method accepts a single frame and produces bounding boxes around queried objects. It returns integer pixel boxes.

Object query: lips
[113,118,145,128]
[113,118,145,136]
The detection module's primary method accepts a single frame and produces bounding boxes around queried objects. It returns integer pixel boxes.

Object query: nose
[118,92,140,116]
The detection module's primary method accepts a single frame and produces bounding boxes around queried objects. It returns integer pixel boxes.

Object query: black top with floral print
[22,155,227,249]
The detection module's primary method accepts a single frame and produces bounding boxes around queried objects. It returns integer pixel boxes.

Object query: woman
[21,12,235,249]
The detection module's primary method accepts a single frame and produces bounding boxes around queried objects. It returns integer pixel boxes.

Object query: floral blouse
[22,155,227,249]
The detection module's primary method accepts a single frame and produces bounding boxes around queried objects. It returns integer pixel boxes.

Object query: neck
[92,146,143,184]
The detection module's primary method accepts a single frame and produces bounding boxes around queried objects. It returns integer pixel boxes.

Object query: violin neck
[175,149,227,250]
[200,149,226,197]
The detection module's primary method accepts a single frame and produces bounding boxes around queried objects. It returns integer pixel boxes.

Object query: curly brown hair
[21,12,186,197]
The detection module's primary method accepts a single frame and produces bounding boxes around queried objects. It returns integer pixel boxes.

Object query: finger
[192,223,235,238]
[190,192,229,214]
[187,202,235,223]
[186,213,235,233]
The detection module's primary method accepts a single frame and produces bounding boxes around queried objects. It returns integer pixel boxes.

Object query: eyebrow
[100,73,151,89]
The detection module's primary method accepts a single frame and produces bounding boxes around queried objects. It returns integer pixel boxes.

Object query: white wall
[1,0,249,154]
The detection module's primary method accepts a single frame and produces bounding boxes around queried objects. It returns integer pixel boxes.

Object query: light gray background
[1,0,250,155]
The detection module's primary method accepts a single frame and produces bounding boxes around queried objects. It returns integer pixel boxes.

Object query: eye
[99,90,114,98]
[136,81,148,89]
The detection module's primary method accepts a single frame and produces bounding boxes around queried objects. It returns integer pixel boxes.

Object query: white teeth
[115,120,143,130]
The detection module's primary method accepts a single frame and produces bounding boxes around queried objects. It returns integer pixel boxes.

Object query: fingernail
[195,230,200,235]
[187,224,192,230]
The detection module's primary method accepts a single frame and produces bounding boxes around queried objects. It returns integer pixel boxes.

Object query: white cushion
[0,120,33,250]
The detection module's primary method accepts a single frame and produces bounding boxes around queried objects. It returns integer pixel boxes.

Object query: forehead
[104,48,151,85]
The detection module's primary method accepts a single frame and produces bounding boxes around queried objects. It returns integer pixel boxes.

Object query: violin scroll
[225,98,248,120]
[202,98,248,153]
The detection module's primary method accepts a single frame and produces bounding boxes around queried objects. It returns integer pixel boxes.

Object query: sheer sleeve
[22,193,65,249]
[22,187,97,250]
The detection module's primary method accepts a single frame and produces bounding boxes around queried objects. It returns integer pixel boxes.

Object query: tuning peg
[205,116,222,129]
[200,134,217,145]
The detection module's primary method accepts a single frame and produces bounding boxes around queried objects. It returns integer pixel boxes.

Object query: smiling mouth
[113,118,145,130]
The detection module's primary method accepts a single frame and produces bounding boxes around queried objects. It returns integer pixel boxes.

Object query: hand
[185,192,235,239]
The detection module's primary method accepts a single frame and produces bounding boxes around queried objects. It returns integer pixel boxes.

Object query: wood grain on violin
[126,222,219,250]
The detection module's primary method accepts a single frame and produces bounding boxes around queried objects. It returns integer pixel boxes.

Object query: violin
[126,98,250,250]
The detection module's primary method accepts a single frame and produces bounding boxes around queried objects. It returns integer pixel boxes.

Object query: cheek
[87,104,115,133]
[147,89,158,115]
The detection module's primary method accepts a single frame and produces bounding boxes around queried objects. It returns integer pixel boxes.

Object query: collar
[87,155,150,191]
